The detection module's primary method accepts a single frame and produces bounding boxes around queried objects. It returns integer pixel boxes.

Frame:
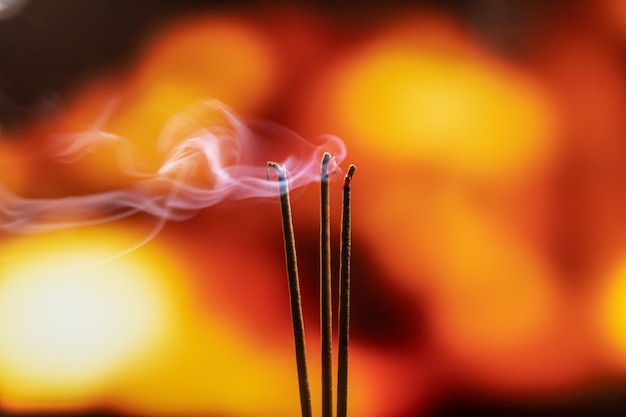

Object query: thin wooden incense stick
[320,152,333,417]
[267,162,313,417]
[337,164,355,417]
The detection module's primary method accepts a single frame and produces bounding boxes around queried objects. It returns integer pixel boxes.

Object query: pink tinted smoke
[0,100,347,233]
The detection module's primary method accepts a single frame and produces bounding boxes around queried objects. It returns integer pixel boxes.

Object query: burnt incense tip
[344,164,356,187]
[321,152,333,177]
[267,161,284,173]
[266,161,289,195]
[267,161,287,179]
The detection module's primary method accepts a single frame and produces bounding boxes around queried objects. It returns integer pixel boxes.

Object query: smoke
[0,100,347,234]
[0,0,28,19]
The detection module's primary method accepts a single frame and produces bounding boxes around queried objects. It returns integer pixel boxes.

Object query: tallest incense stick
[267,162,313,417]
[320,153,333,417]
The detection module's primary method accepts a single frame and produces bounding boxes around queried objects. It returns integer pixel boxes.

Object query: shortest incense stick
[337,164,356,417]
[267,162,313,417]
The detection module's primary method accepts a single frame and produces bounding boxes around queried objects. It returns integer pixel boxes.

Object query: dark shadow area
[426,381,626,417]
[294,225,424,351]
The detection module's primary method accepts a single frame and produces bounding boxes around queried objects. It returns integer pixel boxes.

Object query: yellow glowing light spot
[133,14,277,117]
[319,20,558,181]
[0,227,177,410]
[596,257,626,367]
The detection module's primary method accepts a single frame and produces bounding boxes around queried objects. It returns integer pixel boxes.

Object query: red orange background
[1,1,626,416]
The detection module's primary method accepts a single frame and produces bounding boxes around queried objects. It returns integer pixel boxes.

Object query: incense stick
[337,164,355,417]
[320,153,333,417]
[267,162,313,417]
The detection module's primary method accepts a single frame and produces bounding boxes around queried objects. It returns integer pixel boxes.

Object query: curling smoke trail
[0,100,347,234]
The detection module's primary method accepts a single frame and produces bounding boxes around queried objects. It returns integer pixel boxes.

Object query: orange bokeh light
[305,12,559,183]
[592,255,626,370]
[3,2,626,416]
[14,13,279,194]
[132,14,277,117]
[358,173,584,393]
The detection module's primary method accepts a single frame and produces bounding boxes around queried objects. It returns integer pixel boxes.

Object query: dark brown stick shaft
[320,153,333,417]
[337,164,355,417]
[267,162,313,417]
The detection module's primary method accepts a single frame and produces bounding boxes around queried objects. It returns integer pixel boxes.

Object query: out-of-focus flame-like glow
[0,226,177,411]
[111,322,419,417]
[594,256,626,369]
[128,224,422,417]
[132,15,277,117]
[360,176,579,393]
[4,2,626,416]
[308,13,558,182]
[27,14,279,192]
[112,304,307,417]
[427,206,558,356]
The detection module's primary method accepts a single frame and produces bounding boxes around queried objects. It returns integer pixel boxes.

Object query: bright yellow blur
[0,222,400,417]
[104,14,277,164]
[121,331,412,417]
[133,15,277,116]
[0,226,177,411]
[315,15,558,182]
[113,316,306,417]
[596,256,626,368]
[5,4,622,416]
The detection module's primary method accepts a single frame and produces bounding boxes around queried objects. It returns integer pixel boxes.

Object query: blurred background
[1,0,626,416]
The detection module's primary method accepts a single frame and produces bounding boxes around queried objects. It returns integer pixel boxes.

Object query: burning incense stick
[337,164,355,417]
[320,153,333,417]
[267,162,313,417]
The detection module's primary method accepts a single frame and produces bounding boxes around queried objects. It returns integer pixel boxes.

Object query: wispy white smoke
[0,100,347,234]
